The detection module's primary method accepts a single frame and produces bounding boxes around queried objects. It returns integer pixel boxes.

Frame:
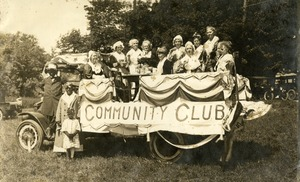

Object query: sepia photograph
[0,0,298,181]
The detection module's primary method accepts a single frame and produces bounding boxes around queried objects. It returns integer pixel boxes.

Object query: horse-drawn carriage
[16,53,271,164]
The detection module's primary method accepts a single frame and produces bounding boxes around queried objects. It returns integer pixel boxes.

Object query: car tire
[280,91,288,100]
[149,131,184,162]
[287,89,297,100]
[16,120,44,152]
[263,91,274,100]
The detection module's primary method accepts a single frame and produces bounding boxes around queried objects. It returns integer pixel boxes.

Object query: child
[61,108,81,159]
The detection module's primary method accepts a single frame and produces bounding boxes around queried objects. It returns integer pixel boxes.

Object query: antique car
[263,72,297,100]
[16,53,271,164]
[248,76,273,100]
[0,89,22,121]
[0,97,22,121]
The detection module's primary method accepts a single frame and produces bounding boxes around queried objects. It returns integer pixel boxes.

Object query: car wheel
[287,89,297,100]
[263,91,274,100]
[149,131,184,162]
[280,91,288,100]
[16,120,44,152]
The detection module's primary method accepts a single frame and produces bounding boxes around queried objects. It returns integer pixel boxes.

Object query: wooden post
[242,0,247,25]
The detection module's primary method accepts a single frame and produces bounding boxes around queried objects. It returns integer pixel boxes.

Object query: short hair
[206,26,216,33]
[129,39,139,47]
[218,41,233,53]
[172,35,183,46]
[141,40,152,50]
[185,41,195,53]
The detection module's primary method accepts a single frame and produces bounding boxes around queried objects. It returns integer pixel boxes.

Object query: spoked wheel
[0,109,3,121]
[287,89,297,100]
[149,131,184,162]
[16,120,44,152]
[280,91,288,100]
[263,91,274,100]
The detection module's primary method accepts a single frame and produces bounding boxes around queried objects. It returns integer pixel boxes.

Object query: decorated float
[16,53,271,164]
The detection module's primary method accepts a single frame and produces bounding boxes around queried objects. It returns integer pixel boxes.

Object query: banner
[138,72,233,106]
[80,98,231,135]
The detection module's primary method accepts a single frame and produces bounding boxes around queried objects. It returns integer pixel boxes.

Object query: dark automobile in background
[249,72,297,101]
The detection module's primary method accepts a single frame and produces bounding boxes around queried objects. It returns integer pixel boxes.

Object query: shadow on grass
[178,139,274,169]
[41,133,274,169]
[80,134,150,159]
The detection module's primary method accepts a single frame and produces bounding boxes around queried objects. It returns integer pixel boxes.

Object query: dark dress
[162,59,173,75]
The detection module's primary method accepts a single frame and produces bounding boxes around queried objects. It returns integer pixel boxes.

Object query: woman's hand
[113,62,118,67]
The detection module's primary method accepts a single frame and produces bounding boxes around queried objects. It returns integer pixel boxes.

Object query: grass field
[0,100,298,182]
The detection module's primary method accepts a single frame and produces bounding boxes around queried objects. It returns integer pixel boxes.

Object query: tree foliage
[0,32,49,97]
[84,0,128,50]
[56,29,90,54]
[61,0,297,76]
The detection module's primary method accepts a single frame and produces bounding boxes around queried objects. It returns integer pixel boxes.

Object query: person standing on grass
[61,108,81,159]
[39,63,63,139]
[53,83,78,153]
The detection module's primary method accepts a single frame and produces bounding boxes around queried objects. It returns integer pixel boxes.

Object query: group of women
[83,26,236,79]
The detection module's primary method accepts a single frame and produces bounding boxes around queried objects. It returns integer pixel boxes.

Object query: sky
[0,0,90,53]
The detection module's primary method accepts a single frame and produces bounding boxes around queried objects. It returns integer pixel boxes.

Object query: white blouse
[215,53,234,72]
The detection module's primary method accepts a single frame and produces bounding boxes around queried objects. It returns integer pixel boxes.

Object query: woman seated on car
[174,41,202,74]
[87,50,110,78]
[109,41,129,74]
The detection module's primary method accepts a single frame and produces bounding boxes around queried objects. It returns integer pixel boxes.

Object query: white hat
[173,35,183,46]
[113,41,124,50]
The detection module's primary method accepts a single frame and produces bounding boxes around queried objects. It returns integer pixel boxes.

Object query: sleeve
[107,54,118,68]
[126,50,132,64]
[55,98,62,122]
[75,119,81,131]
[163,60,173,75]
[102,63,111,78]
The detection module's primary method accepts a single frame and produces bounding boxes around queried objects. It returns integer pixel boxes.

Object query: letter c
[176,103,189,122]
[85,105,94,121]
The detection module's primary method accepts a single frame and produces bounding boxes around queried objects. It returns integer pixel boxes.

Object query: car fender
[18,112,50,133]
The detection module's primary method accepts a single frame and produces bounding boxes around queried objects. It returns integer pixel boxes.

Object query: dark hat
[193,32,201,39]
[157,46,168,54]
[65,82,74,89]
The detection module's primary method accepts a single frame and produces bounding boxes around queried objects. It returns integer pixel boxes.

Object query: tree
[125,1,153,41]
[0,32,50,97]
[84,0,128,50]
[56,29,90,53]
[83,0,297,76]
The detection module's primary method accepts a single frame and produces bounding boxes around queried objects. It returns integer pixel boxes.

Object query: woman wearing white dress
[167,35,186,73]
[176,41,201,73]
[215,41,234,73]
[126,39,142,74]
[203,26,219,71]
